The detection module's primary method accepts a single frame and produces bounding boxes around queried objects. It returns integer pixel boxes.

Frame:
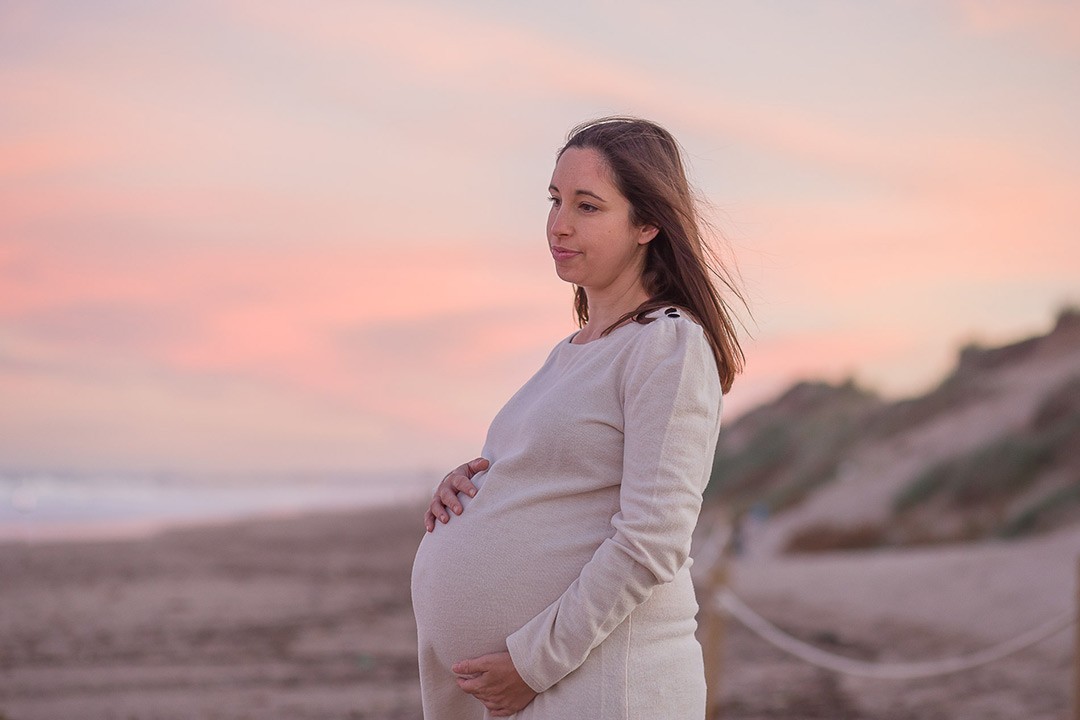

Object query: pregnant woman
[411,117,745,719]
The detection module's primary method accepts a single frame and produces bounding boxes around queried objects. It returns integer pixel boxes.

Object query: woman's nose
[549,207,571,236]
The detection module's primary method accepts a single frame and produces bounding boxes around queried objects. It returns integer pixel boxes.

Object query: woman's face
[547,147,657,294]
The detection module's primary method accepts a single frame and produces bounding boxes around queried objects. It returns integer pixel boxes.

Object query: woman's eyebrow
[549,184,607,203]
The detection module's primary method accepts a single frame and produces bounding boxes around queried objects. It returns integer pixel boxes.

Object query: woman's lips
[550,246,581,261]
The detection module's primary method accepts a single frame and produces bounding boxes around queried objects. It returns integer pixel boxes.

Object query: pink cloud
[0,132,115,180]
[0,231,568,426]
[951,0,1080,54]
[718,325,918,421]
[218,0,897,176]
[3,0,1075,472]
[0,226,576,470]
[217,0,1080,223]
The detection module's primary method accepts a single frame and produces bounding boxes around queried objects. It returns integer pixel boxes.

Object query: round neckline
[566,320,632,347]
[565,306,682,347]
[567,329,605,346]
[564,309,669,347]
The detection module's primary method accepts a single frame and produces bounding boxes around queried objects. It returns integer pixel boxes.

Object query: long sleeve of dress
[504,317,722,693]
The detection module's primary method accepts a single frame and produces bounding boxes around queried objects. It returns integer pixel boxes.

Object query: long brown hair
[560,116,747,393]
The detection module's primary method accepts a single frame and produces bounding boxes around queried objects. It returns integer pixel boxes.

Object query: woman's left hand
[453,651,537,716]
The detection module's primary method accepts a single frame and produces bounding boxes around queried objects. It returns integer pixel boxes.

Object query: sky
[1,0,1078,477]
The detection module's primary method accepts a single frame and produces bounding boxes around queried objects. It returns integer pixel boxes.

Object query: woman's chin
[553,265,583,285]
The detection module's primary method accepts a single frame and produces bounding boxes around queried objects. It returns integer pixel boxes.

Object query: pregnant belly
[411,491,616,668]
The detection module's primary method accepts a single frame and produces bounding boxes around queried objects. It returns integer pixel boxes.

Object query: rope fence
[696,525,1080,720]
[715,587,1075,680]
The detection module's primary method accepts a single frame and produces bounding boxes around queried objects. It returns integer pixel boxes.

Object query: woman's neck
[580,280,651,341]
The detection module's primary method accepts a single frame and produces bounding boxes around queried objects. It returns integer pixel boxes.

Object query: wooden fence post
[1074,554,1079,720]
[701,532,731,720]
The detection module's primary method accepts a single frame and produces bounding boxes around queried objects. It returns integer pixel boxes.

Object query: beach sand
[1,504,1075,719]
[0,505,427,720]
[710,522,1077,720]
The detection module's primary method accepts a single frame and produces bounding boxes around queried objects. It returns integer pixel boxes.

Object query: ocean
[0,469,437,542]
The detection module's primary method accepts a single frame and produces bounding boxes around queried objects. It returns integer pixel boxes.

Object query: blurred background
[3,0,1077,482]
[1,2,1078,718]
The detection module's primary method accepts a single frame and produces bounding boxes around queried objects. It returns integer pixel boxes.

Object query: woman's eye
[547,196,561,207]
[579,203,598,213]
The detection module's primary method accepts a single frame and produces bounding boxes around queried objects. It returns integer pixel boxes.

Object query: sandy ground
[0,506,425,720]
[0,504,1075,720]
[712,523,1078,720]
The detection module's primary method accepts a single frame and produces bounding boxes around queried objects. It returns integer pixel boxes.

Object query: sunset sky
[2,0,1078,476]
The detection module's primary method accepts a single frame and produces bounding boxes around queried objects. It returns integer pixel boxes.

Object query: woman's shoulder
[635,305,707,341]
[621,305,710,365]
[618,306,720,400]
[657,304,703,323]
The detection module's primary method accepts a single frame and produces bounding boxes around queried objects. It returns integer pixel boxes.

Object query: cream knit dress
[411,308,722,719]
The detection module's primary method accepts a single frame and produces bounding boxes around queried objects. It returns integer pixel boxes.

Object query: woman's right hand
[424,457,489,532]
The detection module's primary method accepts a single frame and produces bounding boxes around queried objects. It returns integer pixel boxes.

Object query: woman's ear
[638,224,660,245]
